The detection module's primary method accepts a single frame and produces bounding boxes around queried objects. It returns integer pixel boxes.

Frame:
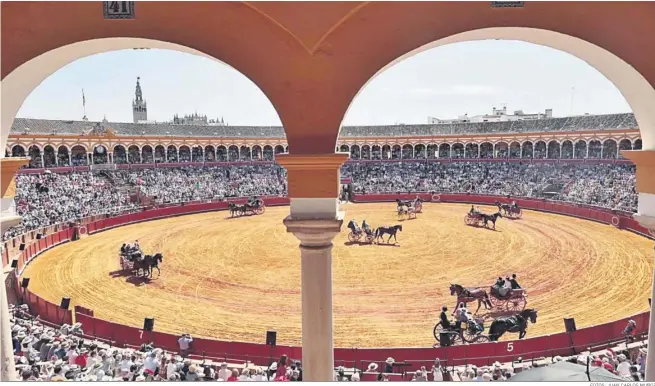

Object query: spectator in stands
[177,333,193,358]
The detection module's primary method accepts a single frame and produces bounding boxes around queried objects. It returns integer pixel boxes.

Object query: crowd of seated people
[3,162,637,242]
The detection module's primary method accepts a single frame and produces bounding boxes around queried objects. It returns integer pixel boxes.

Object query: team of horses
[347,220,403,244]
[228,199,265,217]
[120,249,164,279]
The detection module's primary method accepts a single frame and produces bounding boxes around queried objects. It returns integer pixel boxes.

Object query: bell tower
[132,77,148,123]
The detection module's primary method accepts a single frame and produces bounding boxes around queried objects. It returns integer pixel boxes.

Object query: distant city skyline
[16,40,632,126]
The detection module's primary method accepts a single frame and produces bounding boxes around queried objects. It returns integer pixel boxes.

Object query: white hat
[386,357,395,364]
[269,362,278,371]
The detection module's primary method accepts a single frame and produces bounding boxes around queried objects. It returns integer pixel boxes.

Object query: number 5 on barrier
[506,342,514,352]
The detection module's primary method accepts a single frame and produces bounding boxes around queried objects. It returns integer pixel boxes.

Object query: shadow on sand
[109,269,152,287]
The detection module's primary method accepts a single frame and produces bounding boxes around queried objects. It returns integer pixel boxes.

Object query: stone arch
[509,141,521,158]
[92,144,108,164]
[70,144,87,166]
[339,144,350,153]
[142,145,154,163]
[401,144,413,159]
[252,145,263,161]
[602,138,618,159]
[217,145,228,162]
[43,144,56,168]
[534,140,547,159]
[588,139,602,158]
[27,144,42,168]
[274,145,285,155]
[426,144,438,159]
[391,144,402,160]
[240,145,251,161]
[480,142,493,158]
[574,140,587,158]
[350,144,361,160]
[263,145,274,161]
[439,143,451,158]
[167,145,178,162]
[113,145,127,164]
[178,145,191,162]
[371,144,381,160]
[464,143,479,158]
[561,140,574,159]
[360,144,371,159]
[205,145,216,161]
[128,145,140,164]
[228,145,239,162]
[414,144,426,159]
[521,141,534,158]
[452,143,464,158]
[547,140,561,159]
[11,144,25,157]
[618,139,632,159]
[154,145,166,163]
[191,145,204,162]
[57,145,70,166]
[634,139,642,150]
[381,145,391,160]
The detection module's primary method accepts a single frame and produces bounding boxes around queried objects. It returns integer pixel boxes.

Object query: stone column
[0,156,28,381]
[622,150,655,381]
[276,153,348,382]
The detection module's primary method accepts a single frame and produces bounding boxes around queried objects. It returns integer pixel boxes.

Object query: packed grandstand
[4,111,646,382]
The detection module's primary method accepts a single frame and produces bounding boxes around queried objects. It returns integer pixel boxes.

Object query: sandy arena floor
[22,203,653,348]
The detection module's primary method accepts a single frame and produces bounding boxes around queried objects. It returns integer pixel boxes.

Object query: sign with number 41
[103,1,135,19]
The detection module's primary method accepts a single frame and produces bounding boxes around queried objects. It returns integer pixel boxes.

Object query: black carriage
[245,199,266,215]
[505,206,522,219]
[489,286,528,312]
[432,319,489,346]
[346,220,375,243]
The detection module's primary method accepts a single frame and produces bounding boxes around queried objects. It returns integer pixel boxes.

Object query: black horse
[228,202,247,217]
[133,253,163,278]
[488,308,538,341]
[374,225,402,243]
[494,201,512,214]
[450,284,492,313]
[480,212,502,229]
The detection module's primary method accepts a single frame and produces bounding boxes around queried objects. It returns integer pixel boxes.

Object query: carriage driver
[247,196,259,207]
[509,274,521,289]
[362,220,373,235]
[439,306,453,330]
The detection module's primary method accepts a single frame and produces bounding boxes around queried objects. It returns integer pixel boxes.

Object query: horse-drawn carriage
[119,248,163,279]
[464,209,502,229]
[433,318,490,346]
[347,220,376,243]
[396,197,422,219]
[228,199,265,217]
[495,201,522,219]
[450,283,528,313]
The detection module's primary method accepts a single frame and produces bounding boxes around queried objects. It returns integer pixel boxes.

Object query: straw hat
[385,357,395,365]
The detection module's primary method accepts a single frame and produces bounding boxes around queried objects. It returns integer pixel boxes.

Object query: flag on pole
[82,89,86,107]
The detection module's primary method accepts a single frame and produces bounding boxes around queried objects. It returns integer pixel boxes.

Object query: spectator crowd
[3,161,637,242]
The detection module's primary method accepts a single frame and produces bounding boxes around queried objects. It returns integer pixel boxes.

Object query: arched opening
[371,145,381,160]
[618,139,632,159]
[113,145,127,164]
[492,142,506,158]
[228,145,239,162]
[217,145,228,162]
[401,144,413,159]
[509,142,521,158]
[240,146,251,161]
[534,141,547,159]
[427,144,438,159]
[391,145,401,160]
[141,145,153,163]
[154,145,166,163]
[547,141,561,159]
[381,145,391,160]
[192,146,204,162]
[43,145,56,168]
[57,145,69,166]
[439,143,451,158]
[11,144,25,157]
[464,143,478,159]
[480,142,493,158]
[3,37,282,156]
[602,139,618,159]
[451,143,464,158]
[128,145,140,164]
[166,145,178,162]
[71,145,87,166]
[361,145,371,160]
[414,144,426,159]
[263,145,274,161]
[179,145,191,162]
[574,140,587,159]
[350,145,361,160]
[252,145,262,161]
[634,139,643,150]
[561,140,574,159]
[274,145,285,156]
[339,145,350,154]
[28,145,42,168]
[93,144,108,164]
[521,141,533,159]
[588,140,602,158]
[205,145,216,162]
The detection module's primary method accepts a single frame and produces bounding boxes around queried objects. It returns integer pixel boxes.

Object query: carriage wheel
[409,212,417,220]
[516,209,523,219]
[365,234,375,244]
[473,335,490,343]
[433,323,442,342]
[505,297,527,312]
[348,232,360,242]
[462,327,478,343]
[256,206,265,215]
[415,202,423,213]
[488,295,503,309]
[464,215,473,226]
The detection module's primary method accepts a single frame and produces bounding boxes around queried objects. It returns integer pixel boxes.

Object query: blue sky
[17,40,632,126]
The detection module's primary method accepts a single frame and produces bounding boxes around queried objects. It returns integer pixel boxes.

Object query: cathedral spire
[135,76,143,102]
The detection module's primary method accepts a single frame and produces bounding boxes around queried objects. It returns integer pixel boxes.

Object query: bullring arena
[21,201,653,348]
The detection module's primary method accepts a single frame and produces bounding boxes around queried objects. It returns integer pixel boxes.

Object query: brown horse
[450,283,492,314]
